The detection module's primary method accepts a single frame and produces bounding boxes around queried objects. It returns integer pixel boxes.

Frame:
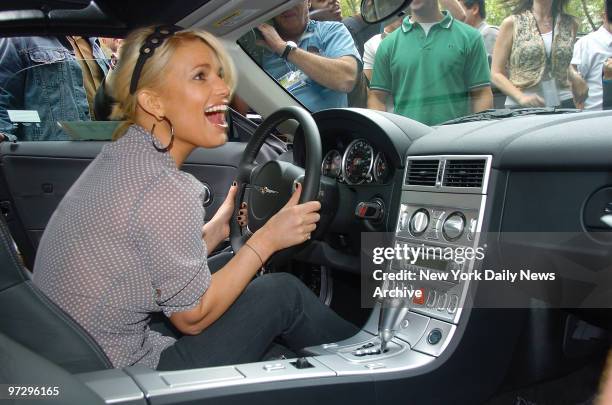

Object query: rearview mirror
[361,0,412,23]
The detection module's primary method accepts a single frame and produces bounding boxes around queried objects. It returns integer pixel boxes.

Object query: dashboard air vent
[443,159,486,188]
[405,160,440,186]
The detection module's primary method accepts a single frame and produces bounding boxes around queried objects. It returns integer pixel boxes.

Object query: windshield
[238,0,610,126]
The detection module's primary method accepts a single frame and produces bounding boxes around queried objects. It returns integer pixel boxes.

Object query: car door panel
[2,155,92,247]
[0,141,249,262]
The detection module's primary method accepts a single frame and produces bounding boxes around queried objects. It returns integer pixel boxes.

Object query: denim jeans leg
[157,273,358,370]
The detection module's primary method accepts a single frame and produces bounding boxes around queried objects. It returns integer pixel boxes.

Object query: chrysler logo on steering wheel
[254,186,279,195]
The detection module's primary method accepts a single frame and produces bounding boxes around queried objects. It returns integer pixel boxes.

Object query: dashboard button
[442,212,466,241]
[412,288,425,305]
[427,329,443,345]
[448,294,459,314]
[409,209,429,236]
[436,293,448,311]
[426,290,437,308]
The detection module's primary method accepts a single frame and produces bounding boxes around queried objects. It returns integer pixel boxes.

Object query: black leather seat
[0,216,112,373]
[0,333,106,404]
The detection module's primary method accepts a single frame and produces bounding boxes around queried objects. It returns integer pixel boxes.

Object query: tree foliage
[340,0,361,17]
[487,0,604,33]
[340,0,605,33]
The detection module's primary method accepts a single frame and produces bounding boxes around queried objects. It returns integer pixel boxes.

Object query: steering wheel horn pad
[247,160,305,232]
[230,106,323,264]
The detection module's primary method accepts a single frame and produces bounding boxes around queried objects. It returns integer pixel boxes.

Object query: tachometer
[373,152,389,183]
[321,149,342,178]
[342,139,374,185]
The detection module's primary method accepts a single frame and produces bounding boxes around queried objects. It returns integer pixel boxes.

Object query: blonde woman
[491,0,588,108]
[33,26,357,371]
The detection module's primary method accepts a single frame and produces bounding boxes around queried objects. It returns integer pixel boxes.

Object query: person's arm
[200,184,237,253]
[367,34,391,111]
[605,58,612,81]
[596,350,612,405]
[567,23,588,109]
[362,35,379,87]
[603,58,612,110]
[258,23,358,93]
[470,86,493,112]
[440,0,467,22]
[368,89,389,111]
[465,32,494,112]
[568,64,588,109]
[491,17,544,107]
[287,49,358,92]
[170,185,321,335]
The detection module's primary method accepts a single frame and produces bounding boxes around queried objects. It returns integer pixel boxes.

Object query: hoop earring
[150,116,174,153]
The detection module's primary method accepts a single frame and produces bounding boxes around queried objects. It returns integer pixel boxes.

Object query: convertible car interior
[0,0,611,404]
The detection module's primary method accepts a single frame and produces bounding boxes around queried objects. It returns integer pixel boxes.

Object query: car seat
[0,215,112,373]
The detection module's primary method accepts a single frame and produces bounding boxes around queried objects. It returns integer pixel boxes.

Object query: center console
[307,155,492,370]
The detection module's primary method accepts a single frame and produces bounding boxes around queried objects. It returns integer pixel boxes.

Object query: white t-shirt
[419,22,436,37]
[363,33,383,71]
[363,33,394,112]
[571,26,612,110]
[477,22,499,58]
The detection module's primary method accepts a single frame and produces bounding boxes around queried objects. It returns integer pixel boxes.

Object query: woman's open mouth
[205,104,228,128]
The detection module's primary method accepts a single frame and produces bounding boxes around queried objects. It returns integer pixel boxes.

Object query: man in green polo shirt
[368,0,493,125]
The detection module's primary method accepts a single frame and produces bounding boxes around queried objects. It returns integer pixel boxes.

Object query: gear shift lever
[378,281,410,352]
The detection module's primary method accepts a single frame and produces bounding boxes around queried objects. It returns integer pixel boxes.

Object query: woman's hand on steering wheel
[202,182,238,249]
[251,183,321,256]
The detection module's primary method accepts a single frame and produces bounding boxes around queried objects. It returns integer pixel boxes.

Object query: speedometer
[342,139,374,185]
[321,149,342,178]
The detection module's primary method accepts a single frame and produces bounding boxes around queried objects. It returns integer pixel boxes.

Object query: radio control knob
[443,212,466,241]
[409,209,429,236]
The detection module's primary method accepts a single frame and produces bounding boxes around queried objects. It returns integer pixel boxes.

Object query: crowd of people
[256,0,612,125]
[0,0,610,142]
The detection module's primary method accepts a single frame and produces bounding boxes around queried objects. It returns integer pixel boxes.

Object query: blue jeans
[157,268,358,370]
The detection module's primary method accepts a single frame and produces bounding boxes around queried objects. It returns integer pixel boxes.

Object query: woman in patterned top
[491,0,588,108]
[33,26,357,370]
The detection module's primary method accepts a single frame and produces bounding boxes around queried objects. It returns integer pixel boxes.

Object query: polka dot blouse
[33,124,211,369]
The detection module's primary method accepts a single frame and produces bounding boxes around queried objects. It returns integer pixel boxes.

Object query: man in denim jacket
[0,36,109,141]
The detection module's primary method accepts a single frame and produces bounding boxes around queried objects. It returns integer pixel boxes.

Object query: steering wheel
[230,106,322,265]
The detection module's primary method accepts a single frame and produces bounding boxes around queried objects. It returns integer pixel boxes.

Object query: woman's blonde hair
[108,26,236,140]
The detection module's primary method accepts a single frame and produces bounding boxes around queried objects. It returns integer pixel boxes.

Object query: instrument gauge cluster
[321,149,342,179]
[321,138,390,185]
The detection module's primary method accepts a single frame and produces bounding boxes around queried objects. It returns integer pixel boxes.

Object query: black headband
[129,25,182,94]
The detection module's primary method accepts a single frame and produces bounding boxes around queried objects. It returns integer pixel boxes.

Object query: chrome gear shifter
[378,283,410,352]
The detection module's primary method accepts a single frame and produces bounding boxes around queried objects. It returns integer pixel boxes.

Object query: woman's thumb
[285,182,302,207]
